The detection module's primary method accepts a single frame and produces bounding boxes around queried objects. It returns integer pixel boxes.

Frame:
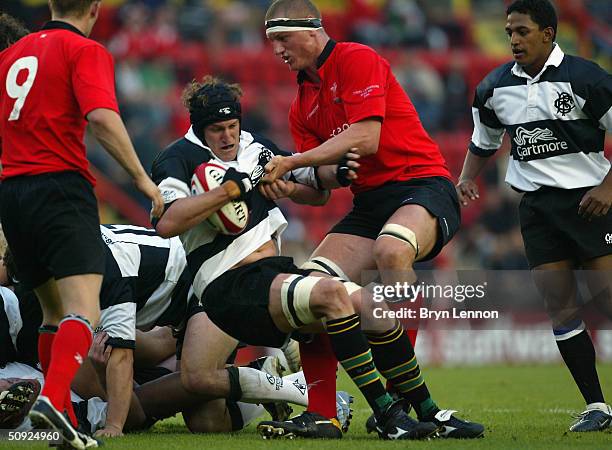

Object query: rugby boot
[0,379,39,428]
[370,400,439,440]
[428,409,485,438]
[569,405,612,432]
[257,411,343,439]
[29,396,99,449]
[335,391,353,433]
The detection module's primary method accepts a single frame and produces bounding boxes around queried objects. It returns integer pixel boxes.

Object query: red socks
[407,328,418,347]
[38,326,79,426]
[300,334,337,419]
[37,326,56,374]
[40,318,92,426]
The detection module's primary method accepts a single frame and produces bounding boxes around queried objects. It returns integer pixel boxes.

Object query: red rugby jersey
[0,21,119,186]
[289,41,450,193]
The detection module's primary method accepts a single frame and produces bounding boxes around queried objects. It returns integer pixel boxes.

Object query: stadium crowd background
[4,0,611,272]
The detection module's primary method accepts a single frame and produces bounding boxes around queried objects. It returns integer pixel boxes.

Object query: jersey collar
[297,39,337,84]
[41,20,86,38]
[185,125,215,155]
[511,43,564,82]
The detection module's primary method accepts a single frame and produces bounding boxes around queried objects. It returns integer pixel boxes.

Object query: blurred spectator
[385,0,428,47]
[394,54,445,133]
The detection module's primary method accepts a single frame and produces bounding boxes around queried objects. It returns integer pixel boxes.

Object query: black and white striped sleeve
[469,68,507,157]
[151,150,193,208]
[99,303,137,349]
[578,65,612,131]
[285,166,321,190]
[99,274,137,349]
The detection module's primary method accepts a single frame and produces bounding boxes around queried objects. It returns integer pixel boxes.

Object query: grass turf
[7,364,612,449]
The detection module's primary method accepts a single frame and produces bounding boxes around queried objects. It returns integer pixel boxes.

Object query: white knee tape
[299,257,350,281]
[378,224,419,257]
[280,275,321,329]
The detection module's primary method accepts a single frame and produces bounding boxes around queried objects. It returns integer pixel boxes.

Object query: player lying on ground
[0,331,183,435]
[0,364,107,434]
[0,225,191,437]
[1,226,306,436]
[0,281,179,434]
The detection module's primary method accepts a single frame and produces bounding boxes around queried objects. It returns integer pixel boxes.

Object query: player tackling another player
[150,74,484,440]
[260,0,484,439]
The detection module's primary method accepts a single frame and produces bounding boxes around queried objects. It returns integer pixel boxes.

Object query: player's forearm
[458,151,492,182]
[105,347,134,432]
[87,108,149,181]
[316,165,343,189]
[601,166,612,189]
[290,120,380,169]
[155,188,233,238]
[289,184,330,206]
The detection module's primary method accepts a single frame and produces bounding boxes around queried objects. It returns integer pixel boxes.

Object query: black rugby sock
[326,314,393,418]
[556,330,605,404]
[366,321,438,420]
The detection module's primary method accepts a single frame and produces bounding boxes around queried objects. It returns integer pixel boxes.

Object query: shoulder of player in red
[0,24,119,184]
[288,40,451,191]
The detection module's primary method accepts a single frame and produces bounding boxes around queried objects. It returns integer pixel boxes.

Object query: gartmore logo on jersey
[513,126,569,160]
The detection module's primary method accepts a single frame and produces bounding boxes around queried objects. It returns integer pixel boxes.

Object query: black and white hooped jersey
[151,127,320,299]
[469,45,611,191]
[0,286,41,368]
[99,224,191,349]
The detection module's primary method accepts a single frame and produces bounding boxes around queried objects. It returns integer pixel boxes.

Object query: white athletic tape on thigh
[280,275,321,329]
[299,257,350,281]
[378,224,419,257]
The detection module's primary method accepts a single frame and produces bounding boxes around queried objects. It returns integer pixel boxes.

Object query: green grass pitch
[7,364,612,449]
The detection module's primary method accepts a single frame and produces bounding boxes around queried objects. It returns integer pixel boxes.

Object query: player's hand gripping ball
[191,162,249,235]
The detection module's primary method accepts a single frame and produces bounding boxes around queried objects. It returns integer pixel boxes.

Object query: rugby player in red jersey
[0,1,163,447]
[260,0,482,440]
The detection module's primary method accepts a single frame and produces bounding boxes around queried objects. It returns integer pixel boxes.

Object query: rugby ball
[191,162,249,235]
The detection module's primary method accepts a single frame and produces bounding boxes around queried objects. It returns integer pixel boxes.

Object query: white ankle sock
[238,367,308,406]
[586,402,611,413]
[282,371,308,404]
[237,402,265,426]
